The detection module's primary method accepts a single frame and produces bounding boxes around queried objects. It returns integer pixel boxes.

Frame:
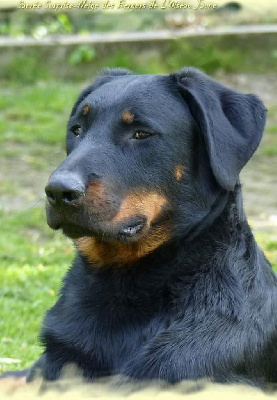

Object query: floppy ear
[176,68,267,191]
[70,68,134,117]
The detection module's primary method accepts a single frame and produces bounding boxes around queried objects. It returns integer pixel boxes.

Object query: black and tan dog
[4,68,277,387]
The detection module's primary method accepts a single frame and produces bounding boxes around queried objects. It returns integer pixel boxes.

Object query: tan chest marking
[76,225,170,266]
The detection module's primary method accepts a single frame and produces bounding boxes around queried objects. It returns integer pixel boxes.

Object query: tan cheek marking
[86,181,106,203]
[75,225,170,266]
[75,190,170,266]
[174,165,185,181]
[85,181,116,218]
[122,111,134,124]
[83,104,90,116]
[112,191,168,226]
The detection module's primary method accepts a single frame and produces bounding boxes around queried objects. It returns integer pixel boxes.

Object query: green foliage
[0,9,169,38]
[91,9,167,32]
[68,45,96,65]
[2,35,277,84]
[57,13,73,34]
[0,11,73,38]
[1,1,277,39]
[167,40,241,73]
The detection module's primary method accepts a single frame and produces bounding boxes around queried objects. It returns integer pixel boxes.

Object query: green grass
[255,232,277,269]
[0,207,74,372]
[261,126,277,156]
[0,82,81,372]
[0,82,83,148]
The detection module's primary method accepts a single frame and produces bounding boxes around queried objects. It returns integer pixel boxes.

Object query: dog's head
[45,68,267,265]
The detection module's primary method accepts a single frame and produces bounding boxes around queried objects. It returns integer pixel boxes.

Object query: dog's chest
[43,260,277,381]
[47,264,172,371]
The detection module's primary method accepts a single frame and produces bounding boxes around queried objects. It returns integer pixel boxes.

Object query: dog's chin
[61,224,92,240]
[48,218,147,243]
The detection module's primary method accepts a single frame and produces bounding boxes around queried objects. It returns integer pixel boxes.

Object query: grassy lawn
[0,208,73,371]
[0,81,81,372]
[0,80,276,373]
[0,82,82,149]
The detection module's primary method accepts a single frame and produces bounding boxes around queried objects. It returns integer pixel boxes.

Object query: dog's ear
[70,68,134,117]
[176,68,267,191]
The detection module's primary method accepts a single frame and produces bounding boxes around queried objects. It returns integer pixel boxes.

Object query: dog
[3,67,277,387]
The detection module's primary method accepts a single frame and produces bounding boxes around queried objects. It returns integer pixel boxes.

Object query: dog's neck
[142,184,255,273]
[187,183,247,241]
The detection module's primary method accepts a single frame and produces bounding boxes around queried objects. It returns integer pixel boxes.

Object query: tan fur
[86,181,106,205]
[122,111,134,124]
[174,165,185,181]
[112,191,167,224]
[75,225,170,266]
[76,190,169,266]
[82,104,90,116]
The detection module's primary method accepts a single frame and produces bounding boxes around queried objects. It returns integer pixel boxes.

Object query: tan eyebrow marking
[174,165,186,181]
[122,111,134,124]
[83,104,91,116]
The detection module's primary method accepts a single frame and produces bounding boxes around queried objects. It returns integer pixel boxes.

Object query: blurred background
[0,0,276,373]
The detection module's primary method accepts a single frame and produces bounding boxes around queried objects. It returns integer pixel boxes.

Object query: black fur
[2,68,277,388]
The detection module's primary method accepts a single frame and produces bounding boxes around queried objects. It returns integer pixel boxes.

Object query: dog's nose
[45,173,85,206]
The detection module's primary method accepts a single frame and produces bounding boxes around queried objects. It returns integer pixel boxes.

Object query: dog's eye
[71,124,82,137]
[133,131,152,139]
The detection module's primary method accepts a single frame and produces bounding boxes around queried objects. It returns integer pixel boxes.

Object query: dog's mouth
[120,222,144,236]
[46,194,171,265]
[117,219,145,240]
[47,209,147,243]
[64,220,146,243]
[46,188,169,244]
[46,188,167,247]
